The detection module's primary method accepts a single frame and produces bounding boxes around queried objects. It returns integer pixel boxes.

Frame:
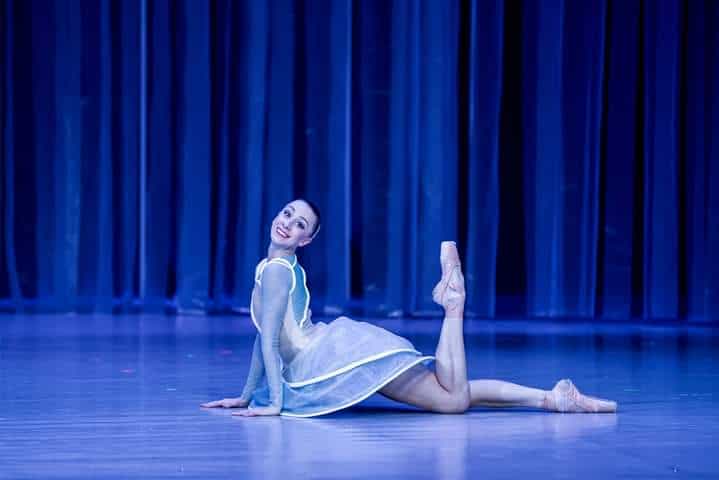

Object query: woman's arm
[234,262,291,417]
[200,333,264,409]
[238,333,265,400]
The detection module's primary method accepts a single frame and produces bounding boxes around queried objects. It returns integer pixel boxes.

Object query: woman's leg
[381,368,617,412]
[380,363,468,413]
[380,242,617,414]
[380,368,550,411]
[379,291,472,414]
[431,275,470,408]
[469,380,546,408]
[380,242,470,413]
[379,305,549,413]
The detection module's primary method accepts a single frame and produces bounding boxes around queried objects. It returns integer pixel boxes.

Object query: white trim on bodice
[250,256,309,333]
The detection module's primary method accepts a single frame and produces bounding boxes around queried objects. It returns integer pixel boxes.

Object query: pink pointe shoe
[432,241,466,311]
[543,379,618,413]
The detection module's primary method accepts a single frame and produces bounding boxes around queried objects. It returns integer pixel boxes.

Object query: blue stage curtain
[1,0,718,322]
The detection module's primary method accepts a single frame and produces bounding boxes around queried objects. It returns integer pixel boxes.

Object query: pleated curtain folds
[1,0,718,321]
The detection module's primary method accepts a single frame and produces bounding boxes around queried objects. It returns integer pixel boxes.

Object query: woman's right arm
[238,333,265,401]
[202,262,291,414]
[200,333,264,409]
[232,262,292,417]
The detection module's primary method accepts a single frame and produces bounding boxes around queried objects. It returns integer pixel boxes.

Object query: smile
[275,226,290,239]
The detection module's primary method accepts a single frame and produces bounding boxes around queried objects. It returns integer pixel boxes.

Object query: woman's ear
[299,237,313,248]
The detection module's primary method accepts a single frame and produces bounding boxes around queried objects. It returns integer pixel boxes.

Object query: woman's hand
[200,397,250,408]
[231,406,281,417]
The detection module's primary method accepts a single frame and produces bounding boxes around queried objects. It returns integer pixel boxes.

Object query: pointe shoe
[432,241,466,311]
[543,379,618,413]
[440,241,461,278]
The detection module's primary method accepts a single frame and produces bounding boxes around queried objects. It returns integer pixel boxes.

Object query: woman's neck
[267,243,295,260]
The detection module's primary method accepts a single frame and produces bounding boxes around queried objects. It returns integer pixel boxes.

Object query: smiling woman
[201,200,617,417]
[270,200,321,248]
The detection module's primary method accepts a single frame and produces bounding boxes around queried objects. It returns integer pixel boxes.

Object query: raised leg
[380,241,617,414]
[432,245,470,405]
[381,242,470,413]
[379,288,472,414]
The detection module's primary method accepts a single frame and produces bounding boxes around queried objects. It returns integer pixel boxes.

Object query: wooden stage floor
[1,314,717,479]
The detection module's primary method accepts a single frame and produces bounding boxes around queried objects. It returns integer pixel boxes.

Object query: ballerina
[202,199,617,417]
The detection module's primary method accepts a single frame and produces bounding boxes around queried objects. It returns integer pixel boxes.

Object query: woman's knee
[434,388,470,414]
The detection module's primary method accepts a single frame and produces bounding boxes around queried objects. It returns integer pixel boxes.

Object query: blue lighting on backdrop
[1,0,717,321]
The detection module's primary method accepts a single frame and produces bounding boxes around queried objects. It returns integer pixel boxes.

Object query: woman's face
[270,200,318,250]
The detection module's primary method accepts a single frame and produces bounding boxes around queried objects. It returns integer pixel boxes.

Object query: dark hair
[298,198,322,238]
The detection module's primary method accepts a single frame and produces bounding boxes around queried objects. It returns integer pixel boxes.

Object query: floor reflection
[208,405,619,479]
[0,314,716,479]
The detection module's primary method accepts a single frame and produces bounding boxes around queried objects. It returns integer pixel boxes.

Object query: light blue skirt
[249,317,435,417]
